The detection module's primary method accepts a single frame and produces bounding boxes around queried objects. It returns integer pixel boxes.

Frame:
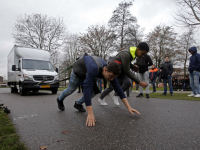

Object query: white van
[7,45,59,96]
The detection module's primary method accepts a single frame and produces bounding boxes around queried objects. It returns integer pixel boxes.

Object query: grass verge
[0,109,26,150]
[149,93,200,101]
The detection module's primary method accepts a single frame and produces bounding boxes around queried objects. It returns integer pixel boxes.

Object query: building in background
[0,76,3,83]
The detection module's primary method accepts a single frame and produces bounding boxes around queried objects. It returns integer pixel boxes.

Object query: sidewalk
[132,90,192,94]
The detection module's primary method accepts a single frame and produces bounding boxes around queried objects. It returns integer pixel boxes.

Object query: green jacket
[115,47,140,84]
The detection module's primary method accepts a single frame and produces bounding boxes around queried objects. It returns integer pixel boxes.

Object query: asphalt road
[0,88,200,150]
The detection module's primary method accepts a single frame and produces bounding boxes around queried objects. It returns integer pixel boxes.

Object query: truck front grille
[33,75,54,81]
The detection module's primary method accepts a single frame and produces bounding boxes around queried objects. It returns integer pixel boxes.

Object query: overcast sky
[0,0,198,79]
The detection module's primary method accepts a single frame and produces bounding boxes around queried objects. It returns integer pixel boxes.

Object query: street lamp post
[160,29,165,63]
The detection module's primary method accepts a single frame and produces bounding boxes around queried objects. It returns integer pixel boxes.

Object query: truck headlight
[54,76,59,80]
[23,74,33,80]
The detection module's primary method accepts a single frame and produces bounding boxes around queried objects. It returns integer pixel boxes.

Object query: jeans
[58,70,82,101]
[58,70,96,105]
[97,79,102,93]
[151,78,156,92]
[138,71,150,94]
[189,71,200,95]
[163,75,173,94]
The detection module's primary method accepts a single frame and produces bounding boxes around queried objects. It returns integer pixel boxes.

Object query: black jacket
[136,55,153,73]
[160,61,173,76]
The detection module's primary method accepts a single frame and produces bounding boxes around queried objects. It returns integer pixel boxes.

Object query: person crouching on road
[97,42,149,106]
[56,54,140,127]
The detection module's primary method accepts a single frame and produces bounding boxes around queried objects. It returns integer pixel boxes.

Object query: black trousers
[100,74,131,99]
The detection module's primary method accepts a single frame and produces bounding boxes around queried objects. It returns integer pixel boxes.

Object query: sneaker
[188,94,195,97]
[194,94,200,98]
[161,93,166,96]
[146,94,149,98]
[102,98,108,105]
[136,93,143,98]
[74,101,86,112]
[77,91,81,93]
[170,93,173,96]
[152,91,156,93]
[98,98,108,106]
[57,98,65,111]
[110,93,120,105]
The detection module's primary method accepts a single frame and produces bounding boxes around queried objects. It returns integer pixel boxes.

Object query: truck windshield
[22,59,54,71]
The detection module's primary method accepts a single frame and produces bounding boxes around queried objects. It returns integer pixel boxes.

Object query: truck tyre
[33,89,39,93]
[51,88,58,94]
[10,88,14,93]
[19,86,26,96]
[14,88,18,93]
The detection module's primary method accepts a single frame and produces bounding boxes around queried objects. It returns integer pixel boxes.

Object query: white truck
[7,45,59,96]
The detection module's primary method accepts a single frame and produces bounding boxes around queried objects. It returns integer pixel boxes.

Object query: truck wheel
[10,88,14,93]
[20,86,26,96]
[51,88,58,94]
[33,89,39,93]
[14,88,18,93]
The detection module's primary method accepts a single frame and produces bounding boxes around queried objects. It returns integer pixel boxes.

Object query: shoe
[161,93,166,96]
[146,94,149,98]
[127,95,130,97]
[152,91,156,93]
[188,94,195,97]
[98,98,108,106]
[136,93,143,98]
[170,93,173,96]
[135,90,139,93]
[74,101,86,112]
[57,98,65,111]
[194,94,200,98]
[102,98,108,105]
[110,93,120,105]
[77,91,81,93]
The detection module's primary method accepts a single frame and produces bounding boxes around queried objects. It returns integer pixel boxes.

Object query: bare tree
[178,28,196,78]
[108,0,137,49]
[59,34,82,86]
[125,24,145,48]
[146,24,183,69]
[173,0,200,28]
[79,24,116,60]
[12,14,67,66]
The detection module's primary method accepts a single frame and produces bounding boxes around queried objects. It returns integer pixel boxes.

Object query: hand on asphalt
[139,81,148,88]
[86,114,96,127]
[128,108,140,115]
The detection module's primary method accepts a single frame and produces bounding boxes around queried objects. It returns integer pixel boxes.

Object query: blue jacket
[188,47,200,72]
[83,56,126,106]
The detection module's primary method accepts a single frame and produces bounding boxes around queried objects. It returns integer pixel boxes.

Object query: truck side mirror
[12,65,21,71]
[55,68,58,73]
[12,65,16,71]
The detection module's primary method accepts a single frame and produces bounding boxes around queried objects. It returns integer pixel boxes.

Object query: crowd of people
[56,43,200,127]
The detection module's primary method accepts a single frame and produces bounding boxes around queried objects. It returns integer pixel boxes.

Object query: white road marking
[13,113,38,120]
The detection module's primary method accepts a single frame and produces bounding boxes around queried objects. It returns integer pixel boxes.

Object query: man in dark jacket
[135,54,153,98]
[149,64,158,93]
[160,56,174,96]
[187,46,200,97]
[98,42,149,105]
[57,55,140,127]
[178,76,185,91]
